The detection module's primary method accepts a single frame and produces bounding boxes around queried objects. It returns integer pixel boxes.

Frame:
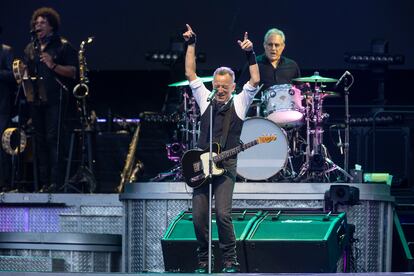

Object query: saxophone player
[24,7,77,192]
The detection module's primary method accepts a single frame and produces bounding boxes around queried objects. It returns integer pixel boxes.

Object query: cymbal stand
[188,96,199,149]
[295,83,353,182]
[182,87,189,147]
[179,88,199,150]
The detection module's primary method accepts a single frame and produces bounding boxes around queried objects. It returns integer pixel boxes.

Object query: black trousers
[192,164,238,264]
[30,101,64,187]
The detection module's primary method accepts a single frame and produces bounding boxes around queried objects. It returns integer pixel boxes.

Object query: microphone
[334,71,351,89]
[30,29,40,35]
[207,89,218,102]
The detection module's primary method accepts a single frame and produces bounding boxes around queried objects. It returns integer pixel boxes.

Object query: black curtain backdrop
[1,0,413,71]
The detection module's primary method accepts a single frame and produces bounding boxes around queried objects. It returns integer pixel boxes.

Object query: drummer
[238,27,300,91]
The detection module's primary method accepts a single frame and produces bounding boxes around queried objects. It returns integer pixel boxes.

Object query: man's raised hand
[183,24,196,44]
[237,32,253,52]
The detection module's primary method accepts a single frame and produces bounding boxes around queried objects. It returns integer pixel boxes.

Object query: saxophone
[73,37,94,99]
[117,123,143,193]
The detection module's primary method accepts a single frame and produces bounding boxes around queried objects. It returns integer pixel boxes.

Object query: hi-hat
[292,73,338,83]
[168,76,214,87]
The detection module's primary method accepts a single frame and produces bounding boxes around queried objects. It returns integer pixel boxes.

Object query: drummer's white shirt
[189,78,259,120]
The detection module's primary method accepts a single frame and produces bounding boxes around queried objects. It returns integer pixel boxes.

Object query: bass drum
[237,117,288,181]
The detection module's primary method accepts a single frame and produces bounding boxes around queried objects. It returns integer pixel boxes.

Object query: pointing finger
[244,32,248,41]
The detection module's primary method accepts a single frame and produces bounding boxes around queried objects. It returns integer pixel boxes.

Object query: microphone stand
[207,91,216,274]
[54,77,68,190]
[343,74,354,175]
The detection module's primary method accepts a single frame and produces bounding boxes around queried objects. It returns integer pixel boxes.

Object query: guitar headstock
[257,134,277,144]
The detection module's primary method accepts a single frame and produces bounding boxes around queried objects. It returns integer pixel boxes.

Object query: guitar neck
[213,139,258,163]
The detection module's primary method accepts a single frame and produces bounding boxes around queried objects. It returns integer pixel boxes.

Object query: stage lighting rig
[344,39,404,66]
[344,53,404,65]
[145,35,206,66]
[145,50,206,65]
[344,39,405,107]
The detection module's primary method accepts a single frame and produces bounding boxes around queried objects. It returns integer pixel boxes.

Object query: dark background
[1,0,413,71]
[1,0,413,189]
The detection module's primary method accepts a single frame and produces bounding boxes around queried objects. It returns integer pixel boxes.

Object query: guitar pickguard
[199,152,224,176]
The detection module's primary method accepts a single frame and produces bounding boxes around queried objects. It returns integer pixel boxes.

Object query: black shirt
[24,33,77,104]
[238,54,301,92]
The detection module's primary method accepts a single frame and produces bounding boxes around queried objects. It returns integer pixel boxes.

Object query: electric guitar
[181,134,276,188]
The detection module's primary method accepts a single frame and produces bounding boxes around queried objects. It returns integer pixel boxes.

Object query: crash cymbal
[292,73,338,83]
[168,76,214,87]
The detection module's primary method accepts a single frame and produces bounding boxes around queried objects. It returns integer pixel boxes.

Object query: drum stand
[295,85,353,182]
[277,135,297,180]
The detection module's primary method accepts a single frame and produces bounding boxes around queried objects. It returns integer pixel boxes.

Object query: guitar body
[181,135,277,188]
[181,143,224,189]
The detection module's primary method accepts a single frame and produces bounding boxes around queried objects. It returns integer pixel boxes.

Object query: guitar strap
[219,99,234,150]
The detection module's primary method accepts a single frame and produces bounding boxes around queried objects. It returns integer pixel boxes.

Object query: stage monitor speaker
[245,211,347,273]
[161,209,263,273]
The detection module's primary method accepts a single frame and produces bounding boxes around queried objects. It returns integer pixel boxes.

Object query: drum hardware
[166,142,185,162]
[153,81,205,182]
[182,91,200,150]
[294,72,353,182]
[150,140,184,182]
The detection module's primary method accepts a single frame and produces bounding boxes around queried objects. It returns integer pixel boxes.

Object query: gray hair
[213,66,235,83]
[264,28,286,44]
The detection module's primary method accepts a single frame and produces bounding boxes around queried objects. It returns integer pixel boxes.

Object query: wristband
[246,51,257,65]
[185,34,196,46]
[52,64,57,71]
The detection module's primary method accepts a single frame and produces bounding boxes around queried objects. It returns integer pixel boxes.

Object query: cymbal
[168,76,214,87]
[292,73,338,83]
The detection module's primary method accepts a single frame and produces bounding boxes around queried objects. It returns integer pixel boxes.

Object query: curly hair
[31,7,61,32]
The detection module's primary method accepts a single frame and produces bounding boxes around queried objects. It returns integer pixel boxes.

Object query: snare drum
[237,117,288,181]
[262,84,304,128]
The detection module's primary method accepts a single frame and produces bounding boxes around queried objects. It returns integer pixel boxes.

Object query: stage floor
[0,272,413,276]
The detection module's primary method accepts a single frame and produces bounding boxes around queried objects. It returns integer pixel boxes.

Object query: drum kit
[161,72,353,183]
